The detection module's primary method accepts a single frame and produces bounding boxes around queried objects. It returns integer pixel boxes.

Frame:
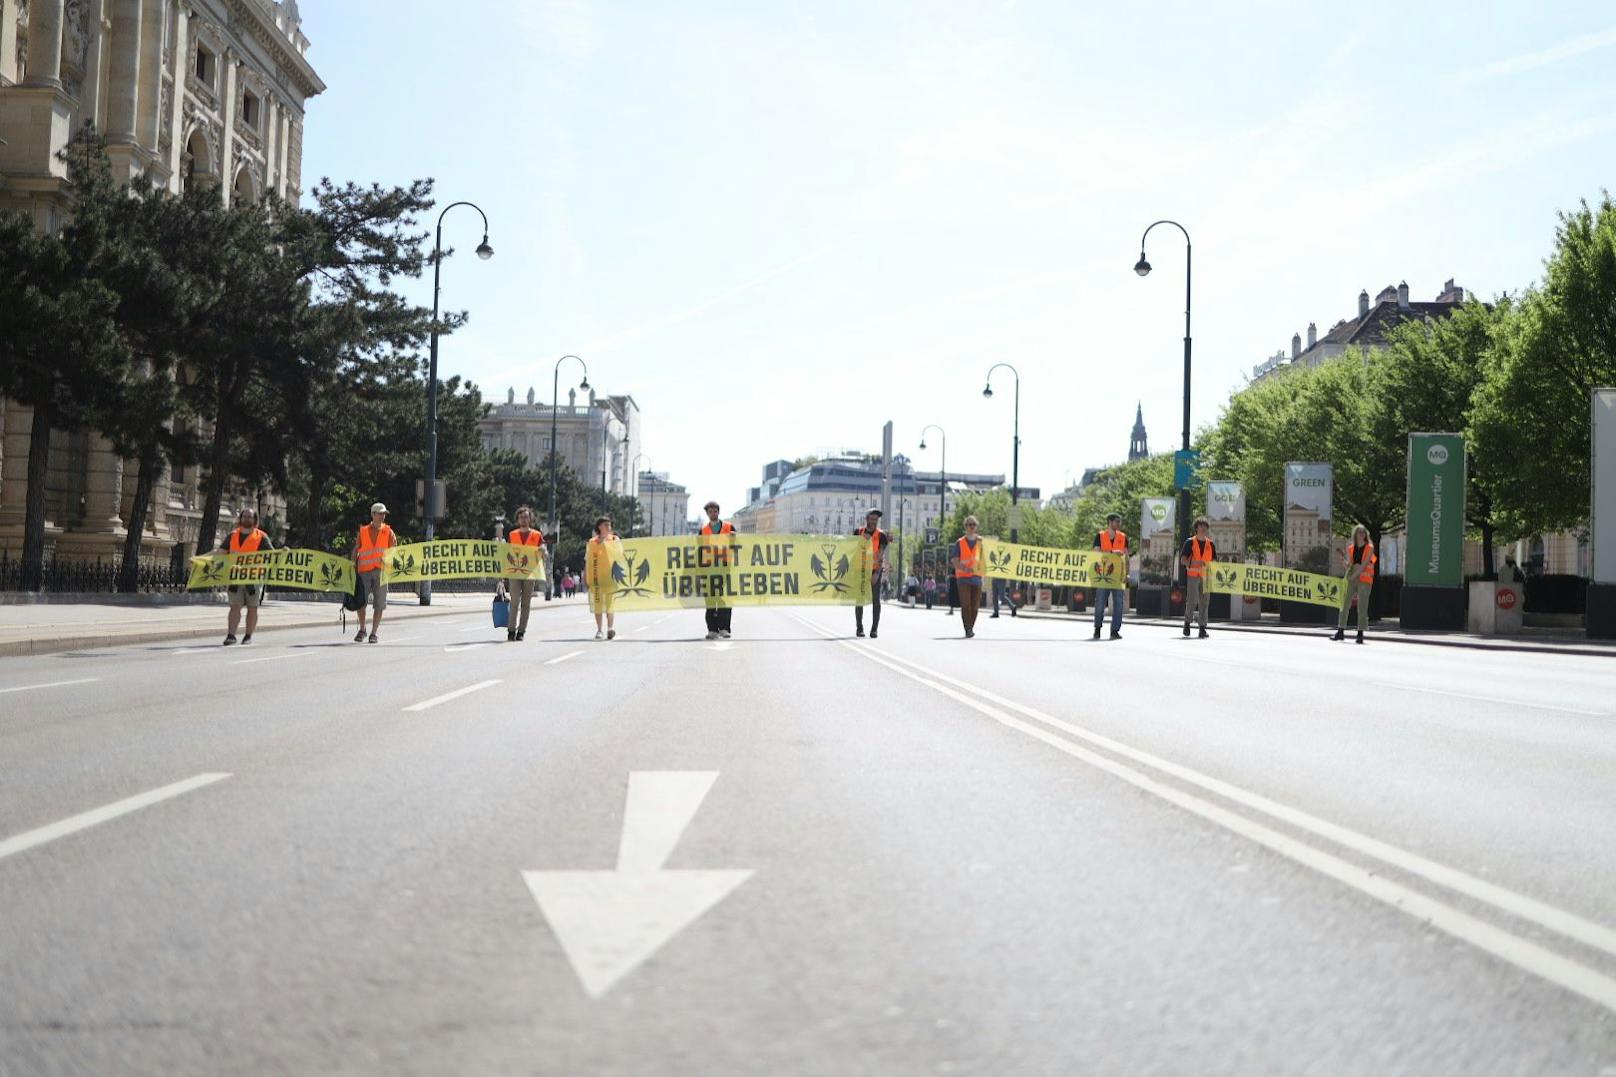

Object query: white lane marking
[385,635,421,644]
[790,613,1616,1002]
[445,642,496,653]
[711,641,735,652]
[171,648,216,655]
[617,772,721,871]
[545,650,584,666]
[0,773,232,861]
[524,771,751,998]
[458,625,489,633]
[229,651,315,666]
[1372,682,1603,716]
[0,677,101,696]
[402,679,502,712]
[634,625,651,633]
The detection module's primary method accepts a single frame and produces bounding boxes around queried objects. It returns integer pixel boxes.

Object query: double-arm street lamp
[630,452,652,534]
[1134,219,1193,561]
[421,201,494,605]
[547,354,590,535]
[981,364,1021,543]
[919,424,947,543]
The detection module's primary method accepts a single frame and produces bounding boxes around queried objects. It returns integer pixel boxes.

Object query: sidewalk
[896,601,1616,657]
[0,592,587,658]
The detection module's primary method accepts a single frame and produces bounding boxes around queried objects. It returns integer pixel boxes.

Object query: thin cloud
[1460,25,1616,83]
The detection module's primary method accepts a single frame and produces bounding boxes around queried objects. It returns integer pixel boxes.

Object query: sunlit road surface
[3,605,1614,1076]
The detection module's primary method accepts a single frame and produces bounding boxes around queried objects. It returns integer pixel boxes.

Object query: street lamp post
[547,355,589,600]
[1134,219,1193,567]
[919,423,947,548]
[982,365,1021,543]
[630,453,652,535]
[421,201,494,606]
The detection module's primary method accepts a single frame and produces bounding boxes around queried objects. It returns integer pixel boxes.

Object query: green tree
[1068,454,1175,547]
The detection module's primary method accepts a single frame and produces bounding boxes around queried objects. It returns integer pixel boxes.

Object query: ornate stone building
[0,0,323,565]
[478,388,642,517]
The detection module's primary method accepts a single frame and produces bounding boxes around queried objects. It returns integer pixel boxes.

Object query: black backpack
[342,570,363,612]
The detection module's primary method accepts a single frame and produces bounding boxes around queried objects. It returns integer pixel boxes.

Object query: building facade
[636,471,688,537]
[1251,278,1468,383]
[0,0,322,566]
[478,387,641,513]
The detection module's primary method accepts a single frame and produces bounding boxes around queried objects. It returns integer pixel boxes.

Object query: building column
[262,93,278,191]
[275,107,289,197]
[80,433,126,534]
[77,0,110,131]
[164,2,188,188]
[2,0,22,85]
[24,0,66,88]
[104,0,142,142]
[218,47,236,203]
[136,0,164,150]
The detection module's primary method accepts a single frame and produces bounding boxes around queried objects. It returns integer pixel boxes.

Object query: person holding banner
[587,516,621,640]
[1180,517,1215,639]
[701,500,736,640]
[215,507,272,645]
[952,516,984,638]
[507,506,543,642]
[1332,525,1376,644]
[853,509,890,638]
[353,502,395,644]
[1092,513,1128,640]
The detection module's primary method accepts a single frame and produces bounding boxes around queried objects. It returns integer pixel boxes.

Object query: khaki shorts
[227,585,262,609]
[359,570,388,611]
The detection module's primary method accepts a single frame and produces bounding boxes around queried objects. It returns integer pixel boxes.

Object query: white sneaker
[705,631,719,640]
[595,629,604,640]
[719,629,731,639]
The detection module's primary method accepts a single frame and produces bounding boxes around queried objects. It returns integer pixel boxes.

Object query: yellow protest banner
[383,540,547,583]
[977,539,1127,589]
[187,548,354,592]
[1205,562,1347,609]
[589,534,872,611]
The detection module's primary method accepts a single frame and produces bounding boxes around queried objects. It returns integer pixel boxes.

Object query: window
[241,91,259,129]
[194,46,213,85]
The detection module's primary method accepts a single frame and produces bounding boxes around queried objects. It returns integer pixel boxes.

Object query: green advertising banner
[1405,433,1466,588]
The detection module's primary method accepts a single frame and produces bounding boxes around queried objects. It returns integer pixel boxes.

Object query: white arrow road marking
[0,773,231,861]
[523,771,753,998]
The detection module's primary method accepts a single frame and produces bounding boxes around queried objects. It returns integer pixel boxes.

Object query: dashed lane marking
[402,679,502,712]
[229,651,316,666]
[0,677,101,695]
[545,650,585,666]
[0,773,232,861]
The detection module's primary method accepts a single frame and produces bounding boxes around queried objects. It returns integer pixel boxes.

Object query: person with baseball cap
[213,507,273,645]
[353,502,395,644]
[699,499,735,640]
[853,508,889,638]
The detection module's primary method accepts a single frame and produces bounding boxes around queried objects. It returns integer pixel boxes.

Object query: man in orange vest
[1180,516,1216,639]
[1092,513,1128,640]
[507,505,543,641]
[700,500,736,640]
[853,509,889,638]
[1332,524,1376,644]
[951,515,984,638]
[352,502,395,644]
[214,507,272,646]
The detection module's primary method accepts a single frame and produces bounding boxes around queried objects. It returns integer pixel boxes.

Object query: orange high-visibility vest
[1099,529,1127,553]
[228,528,266,553]
[356,523,395,573]
[701,521,734,536]
[1187,537,1214,578]
[955,536,980,579]
[855,526,885,575]
[1350,541,1377,584]
[509,528,541,547]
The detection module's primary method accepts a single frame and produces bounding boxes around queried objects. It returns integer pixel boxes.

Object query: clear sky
[298,1,1616,511]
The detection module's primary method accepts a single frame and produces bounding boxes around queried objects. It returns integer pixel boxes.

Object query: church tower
[1128,403,1149,461]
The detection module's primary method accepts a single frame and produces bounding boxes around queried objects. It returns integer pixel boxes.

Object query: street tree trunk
[117,440,159,592]
[195,410,232,556]
[301,471,328,550]
[20,400,55,592]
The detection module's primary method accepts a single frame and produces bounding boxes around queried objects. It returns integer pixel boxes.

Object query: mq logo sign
[1426,444,1450,466]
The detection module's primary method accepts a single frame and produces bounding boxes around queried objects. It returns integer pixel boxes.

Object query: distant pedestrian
[506,506,542,642]
[923,576,937,609]
[1332,525,1376,644]
[700,500,736,640]
[1180,516,1215,639]
[952,516,984,638]
[904,572,919,606]
[353,502,395,644]
[215,507,272,646]
[853,509,890,638]
[1092,513,1128,640]
[586,516,620,640]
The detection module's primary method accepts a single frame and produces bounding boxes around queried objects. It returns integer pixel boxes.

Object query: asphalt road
[2,602,1614,1076]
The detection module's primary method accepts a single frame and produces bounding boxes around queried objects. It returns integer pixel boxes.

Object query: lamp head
[982,384,994,399]
[579,375,590,391]
[1134,254,1151,277]
[476,236,494,260]
[918,439,927,450]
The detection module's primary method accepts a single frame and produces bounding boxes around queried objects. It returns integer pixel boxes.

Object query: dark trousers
[958,580,982,631]
[855,576,883,632]
[992,578,1017,614]
[705,606,732,633]
[947,576,959,614]
[1094,588,1125,634]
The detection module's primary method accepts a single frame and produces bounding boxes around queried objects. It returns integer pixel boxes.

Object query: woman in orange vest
[1333,524,1376,644]
[215,506,272,646]
[507,505,543,642]
[586,515,621,640]
[1179,516,1216,639]
[951,515,984,638]
[353,502,395,644]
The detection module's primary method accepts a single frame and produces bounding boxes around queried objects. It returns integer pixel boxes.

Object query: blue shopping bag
[492,591,510,629]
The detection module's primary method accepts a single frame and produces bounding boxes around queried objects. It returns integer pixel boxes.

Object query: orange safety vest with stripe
[508,528,542,547]
[1349,541,1377,584]
[855,526,886,575]
[1098,529,1127,553]
[1186,537,1214,578]
[955,536,980,579]
[227,527,266,553]
[356,522,395,574]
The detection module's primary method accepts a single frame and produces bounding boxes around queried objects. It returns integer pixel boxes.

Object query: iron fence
[0,553,188,593]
